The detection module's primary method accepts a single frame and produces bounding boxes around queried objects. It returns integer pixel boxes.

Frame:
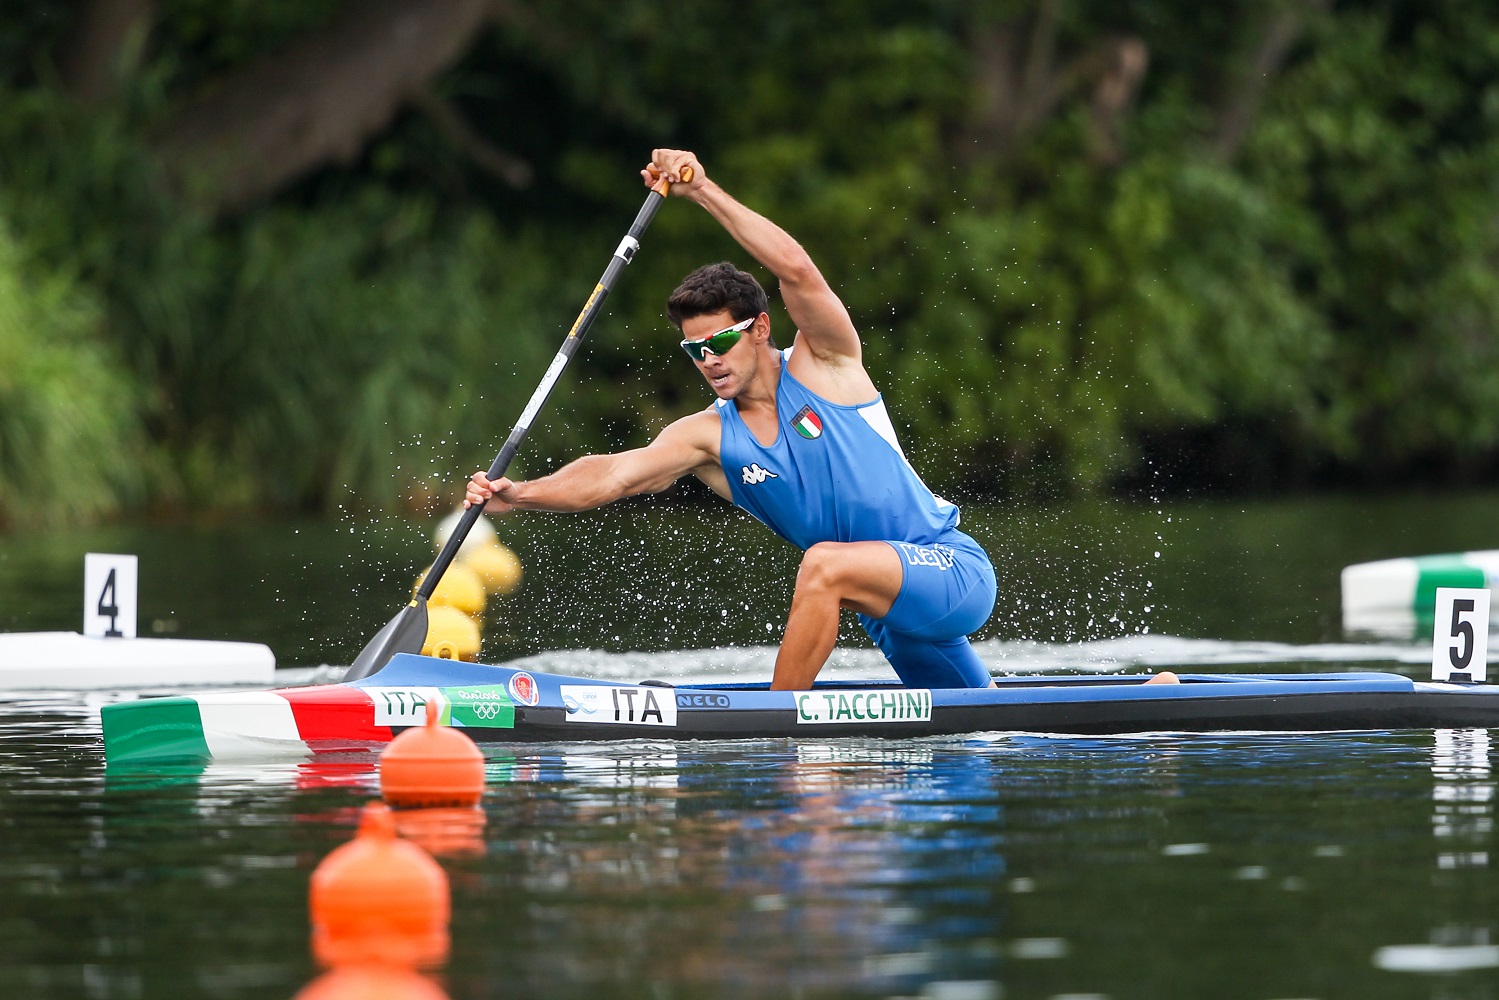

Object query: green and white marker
[1342,550,1499,637]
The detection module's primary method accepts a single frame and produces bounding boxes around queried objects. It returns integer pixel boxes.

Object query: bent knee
[795,542,846,591]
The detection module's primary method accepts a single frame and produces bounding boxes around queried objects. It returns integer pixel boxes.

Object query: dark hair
[666,262,768,328]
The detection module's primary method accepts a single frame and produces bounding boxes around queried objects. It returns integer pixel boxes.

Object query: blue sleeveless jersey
[718,350,958,550]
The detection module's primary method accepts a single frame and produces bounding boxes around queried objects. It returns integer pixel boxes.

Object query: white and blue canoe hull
[103,653,1499,763]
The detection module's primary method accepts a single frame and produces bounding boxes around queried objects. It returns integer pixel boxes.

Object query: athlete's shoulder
[652,406,722,456]
[784,338,880,406]
[662,405,721,433]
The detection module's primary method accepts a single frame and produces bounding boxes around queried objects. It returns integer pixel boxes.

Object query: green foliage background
[3,0,1499,529]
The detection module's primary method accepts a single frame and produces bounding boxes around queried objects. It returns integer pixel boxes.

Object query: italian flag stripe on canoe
[792,406,822,439]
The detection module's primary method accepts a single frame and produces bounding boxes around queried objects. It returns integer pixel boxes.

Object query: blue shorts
[857,530,997,689]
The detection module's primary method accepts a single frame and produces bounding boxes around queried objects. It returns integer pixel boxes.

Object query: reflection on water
[12,490,1499,997]
[1432,729,1493,870]
[1373,729,1499,991]
[7,692,1499,998]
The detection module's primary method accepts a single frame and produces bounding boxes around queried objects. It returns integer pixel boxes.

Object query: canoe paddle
[343,166,691,681]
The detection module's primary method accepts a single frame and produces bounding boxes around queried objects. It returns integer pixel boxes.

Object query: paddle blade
[343,600,428,681]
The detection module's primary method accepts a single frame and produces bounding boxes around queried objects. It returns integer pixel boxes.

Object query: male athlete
[466,148,997,690]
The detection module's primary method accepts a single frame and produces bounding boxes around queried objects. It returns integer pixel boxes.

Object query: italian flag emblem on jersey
[792,406,823,440]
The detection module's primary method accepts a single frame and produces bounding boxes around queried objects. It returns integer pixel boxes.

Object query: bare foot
[1143,671,1181,685]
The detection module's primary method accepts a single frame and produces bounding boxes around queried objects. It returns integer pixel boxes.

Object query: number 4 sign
[1432,587,1490,683]
[84,553,138,640]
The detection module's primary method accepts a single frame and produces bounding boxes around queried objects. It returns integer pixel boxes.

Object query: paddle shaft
[419,173,684,599]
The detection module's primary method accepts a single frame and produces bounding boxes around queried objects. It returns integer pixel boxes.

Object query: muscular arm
[466,410,728,513]
[648,150,862,367]
[505,452,669,512]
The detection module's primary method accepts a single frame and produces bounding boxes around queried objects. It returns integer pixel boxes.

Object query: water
[3,491,1499,998]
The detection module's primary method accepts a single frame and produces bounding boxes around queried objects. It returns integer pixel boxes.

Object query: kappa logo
[896,542,957,570]
[741,463,779,485]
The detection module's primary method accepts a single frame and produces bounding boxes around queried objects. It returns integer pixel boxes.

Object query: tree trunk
[1212,0,1335,161]
[1088,38,1149,166]
[154,0,498,216]
[963,1,1148,166]
[58,0,157,105]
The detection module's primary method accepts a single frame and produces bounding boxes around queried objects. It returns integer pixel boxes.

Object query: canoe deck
[100,653,1499,764]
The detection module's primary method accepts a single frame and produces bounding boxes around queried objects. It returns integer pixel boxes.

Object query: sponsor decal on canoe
[367,686,445,727]
[507,671,540,707]
[791,405,823,440]
[676,692,732,709]
[444,685,516,728]
[365,685,516,729]
[561,685,677,727]
[794,689,932,725]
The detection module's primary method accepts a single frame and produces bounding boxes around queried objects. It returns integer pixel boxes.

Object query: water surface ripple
[6,496,1499,997]
[1,683,1494,1000]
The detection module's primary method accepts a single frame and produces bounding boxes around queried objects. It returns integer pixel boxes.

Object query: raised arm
[645,149,861,366]
[465,410,728,513]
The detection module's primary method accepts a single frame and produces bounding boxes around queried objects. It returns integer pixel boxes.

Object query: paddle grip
[648,164,695,196]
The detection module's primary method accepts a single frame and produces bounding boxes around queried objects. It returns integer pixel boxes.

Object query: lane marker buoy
[434,509,497,556]
[380,700,486,809]
[309,801,450,970]
[421,606,481,661]
[292,964,451,1000]
[415,563,486,617]
[394,806,487,859]
[458,541,523,596]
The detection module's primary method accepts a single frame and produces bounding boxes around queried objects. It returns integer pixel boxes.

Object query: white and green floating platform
[1341,550,1499,637]
[0,632,275,690]
[0,552,277,690]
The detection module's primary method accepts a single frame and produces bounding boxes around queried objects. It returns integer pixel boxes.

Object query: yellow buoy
[414,562,486,617]
[433,509,498,558]
[458,542,523,596]
[421,605,481,661]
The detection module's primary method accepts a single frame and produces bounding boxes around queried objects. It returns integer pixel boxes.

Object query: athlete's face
[679,310,760,399]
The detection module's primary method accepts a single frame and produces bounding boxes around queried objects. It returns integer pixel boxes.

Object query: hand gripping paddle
[343,167,691,681]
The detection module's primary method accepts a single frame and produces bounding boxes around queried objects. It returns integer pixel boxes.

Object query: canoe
[100,652,1499,764]
[0,631,275,690]
[1342,550,1499,635]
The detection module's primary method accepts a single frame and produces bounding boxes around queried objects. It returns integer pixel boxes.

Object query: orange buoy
[379,699,486,809]
[293,964,451,1000]
[394,805,488,859]
[309,802,450,970]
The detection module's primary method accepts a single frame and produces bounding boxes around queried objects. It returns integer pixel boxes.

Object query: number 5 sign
[1433,587,1490,683]
[84,553,138,639]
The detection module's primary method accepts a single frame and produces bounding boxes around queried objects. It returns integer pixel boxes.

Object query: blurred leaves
[2,0,1499,528]
[0,224,146,528]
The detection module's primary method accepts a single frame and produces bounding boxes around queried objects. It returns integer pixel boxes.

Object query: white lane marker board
[1433,587,1490,683]
[84,553,137,639]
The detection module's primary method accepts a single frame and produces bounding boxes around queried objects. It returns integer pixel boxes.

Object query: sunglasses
[679,316,755,361]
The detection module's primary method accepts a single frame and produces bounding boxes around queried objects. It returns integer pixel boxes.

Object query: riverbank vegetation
[3,1,1498,529]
